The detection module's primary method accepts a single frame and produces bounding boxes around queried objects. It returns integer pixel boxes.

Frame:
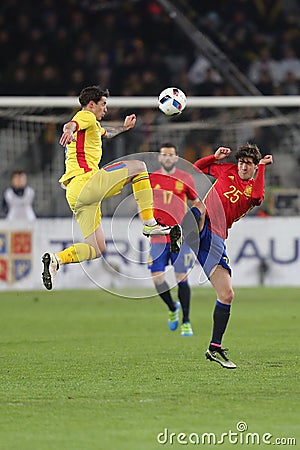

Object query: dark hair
[12,169,26,177]
[159,142,178,155]
[79,86,109,107]
[235,143,262,165]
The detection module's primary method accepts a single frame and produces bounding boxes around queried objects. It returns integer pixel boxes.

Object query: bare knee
[175,273,188,284]
[210,266,234,305]
[152,272,165,286]
[194,199,206,216]
[219,288,234,305]
[85,237,106,258]
[126,160,147,179]
[95,241,106,257]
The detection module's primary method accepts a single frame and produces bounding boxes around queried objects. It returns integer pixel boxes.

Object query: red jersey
[150,168,198,243]
[194,155,265,239]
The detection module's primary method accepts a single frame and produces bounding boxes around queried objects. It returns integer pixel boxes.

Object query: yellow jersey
[59,109,106,185]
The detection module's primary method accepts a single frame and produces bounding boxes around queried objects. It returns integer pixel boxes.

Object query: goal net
[1,95,300,217]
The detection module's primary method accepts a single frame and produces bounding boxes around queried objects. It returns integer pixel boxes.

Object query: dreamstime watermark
[156,421,297,446]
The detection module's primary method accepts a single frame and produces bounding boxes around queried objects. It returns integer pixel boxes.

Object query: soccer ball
[158,87,187,116]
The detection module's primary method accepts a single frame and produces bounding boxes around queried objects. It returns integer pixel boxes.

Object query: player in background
[42,85,170,290]
[170,144,273,367]
[2,169,36,221]
[149,143,199,336]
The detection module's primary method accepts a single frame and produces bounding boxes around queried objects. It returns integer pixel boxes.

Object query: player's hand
[259,155,273,165]
[123,114,136,131]
[59,131,76,147]
[215,147,231,160]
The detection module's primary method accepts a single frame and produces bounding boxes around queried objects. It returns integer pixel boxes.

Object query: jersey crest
[244,185,252,197]
[175,180,184,192]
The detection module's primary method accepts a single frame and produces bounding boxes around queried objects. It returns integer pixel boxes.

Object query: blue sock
[216,300,231,311]
[181,207,201,252]
[178,281,190,323]
[210,300,231,348]
[190,206,201,221]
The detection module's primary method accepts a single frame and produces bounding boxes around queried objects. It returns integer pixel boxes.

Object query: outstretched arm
[104,114,137,139]
[259,154,273,166]
[214,147,232,160]
[59,121,77,147]
[194,147,232,173]
[252,154,273,204]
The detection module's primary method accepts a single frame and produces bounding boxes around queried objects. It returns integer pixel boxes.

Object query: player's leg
[175,274,193,337]
[183,199,206,237]
[42,252,60,290]
[100,160,170,236]
[42,240,98,290]
[123,160,171,236]
[205,265,236,368]
[43,157,167,288]
[42,228,100,291]
[173,244,194,336]
[42,177,100,290]
[149,243,180,331]
[53,166,127,269]
[152,272,181,332]
[42,241,101,290]
[192,229,236,367]
[170,199,206,253]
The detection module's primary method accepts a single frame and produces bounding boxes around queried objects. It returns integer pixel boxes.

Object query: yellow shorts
[65,165,128,238]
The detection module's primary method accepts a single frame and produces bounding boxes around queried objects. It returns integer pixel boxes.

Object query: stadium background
[1,0,300,288]
[1,0,300,218]
[0,3,299,450]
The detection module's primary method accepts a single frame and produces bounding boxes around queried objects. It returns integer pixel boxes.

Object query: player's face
[12,173,27,188]
[158,147,178,172]
[94,97,107,120]
[237,158,257,180]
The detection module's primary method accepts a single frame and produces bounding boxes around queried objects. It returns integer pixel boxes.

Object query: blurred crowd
[1,0,300,97]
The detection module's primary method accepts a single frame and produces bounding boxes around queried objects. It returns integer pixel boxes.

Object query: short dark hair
[12,169,26,177]
[159,142,178,154]
[235,143,262,165]
[79,86,109,107]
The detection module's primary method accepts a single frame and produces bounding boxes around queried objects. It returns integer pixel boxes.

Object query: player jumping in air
[170,144,273,368]
[42,86,170,290]
[149,143,199,336]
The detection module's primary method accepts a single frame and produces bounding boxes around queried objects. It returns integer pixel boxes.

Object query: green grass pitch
[0,287,298,449]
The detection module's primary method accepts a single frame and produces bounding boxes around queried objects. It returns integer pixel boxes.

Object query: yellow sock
[57,243,97,264]
[132,171,154,221]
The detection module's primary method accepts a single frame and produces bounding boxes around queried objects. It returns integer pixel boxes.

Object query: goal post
[1,95,300,108]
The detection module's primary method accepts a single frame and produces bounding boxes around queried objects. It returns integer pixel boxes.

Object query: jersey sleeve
[194,155,232,178]
[193,154,216,173]
[251,164,265,205]
[72,110,95,131]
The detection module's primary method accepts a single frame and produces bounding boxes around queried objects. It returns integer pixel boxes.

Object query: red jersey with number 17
[194,155,265,240]
[150,168,198,243]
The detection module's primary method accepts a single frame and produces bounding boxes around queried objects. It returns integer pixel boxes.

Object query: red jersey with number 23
[150,168,198,243]
[194,155,265,240]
